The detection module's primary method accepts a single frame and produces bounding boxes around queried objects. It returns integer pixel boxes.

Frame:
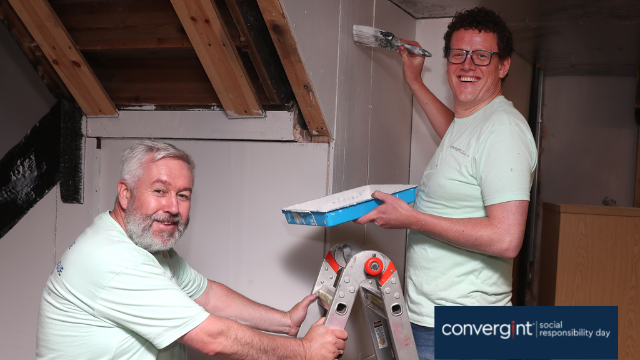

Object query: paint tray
[282,184,417,227]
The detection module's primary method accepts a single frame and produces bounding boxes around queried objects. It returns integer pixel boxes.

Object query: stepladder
[312,243,419,360]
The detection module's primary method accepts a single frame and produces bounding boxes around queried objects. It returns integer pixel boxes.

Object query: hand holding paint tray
[353,25,432,57]
[282,184,417,227]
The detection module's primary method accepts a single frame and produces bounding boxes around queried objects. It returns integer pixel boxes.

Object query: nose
[164,194,179,215]
[460,53,476,70]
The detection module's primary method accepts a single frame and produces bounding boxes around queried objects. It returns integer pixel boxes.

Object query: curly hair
[443,7,513,60]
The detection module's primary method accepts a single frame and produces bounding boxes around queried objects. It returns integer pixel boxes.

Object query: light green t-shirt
[36,212,210,360]
[406,96,537,327]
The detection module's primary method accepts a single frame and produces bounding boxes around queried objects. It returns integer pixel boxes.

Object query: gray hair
[121,140,196,192]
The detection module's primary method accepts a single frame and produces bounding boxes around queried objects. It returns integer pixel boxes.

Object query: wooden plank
[86,110,294,140]
[553,212,640,359]
[224,0,294,105]
[50,0,241,51]
[170,0,264,118]
[543,202,640,217]
[0,0,71,99]
[8,0,116,116]
[256,0,331,140]
[635,125,640,207]
[634,70,640,207]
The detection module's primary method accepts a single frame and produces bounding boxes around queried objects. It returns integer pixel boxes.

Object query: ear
[117,180,132,210]
[498,56,511,79]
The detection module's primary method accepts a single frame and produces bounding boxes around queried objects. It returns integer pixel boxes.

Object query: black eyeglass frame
[445,49,500,66]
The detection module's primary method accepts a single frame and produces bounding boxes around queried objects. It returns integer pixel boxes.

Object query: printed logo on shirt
[449,145,470,158]
[52,261,64,276]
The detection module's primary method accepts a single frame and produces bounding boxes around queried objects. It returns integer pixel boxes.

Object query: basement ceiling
[390,0,640,76]
[0,0,332,141]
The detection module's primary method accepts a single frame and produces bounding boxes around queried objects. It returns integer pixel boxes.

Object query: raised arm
[355,191,528,259]
[398,40,454,139]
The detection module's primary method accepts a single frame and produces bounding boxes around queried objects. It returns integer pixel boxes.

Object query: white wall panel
[280,0,341,136]
[366,0,416,292]
[410,18,453,185]
[540,76,637,207]
[0,190,56,359]
[98,140,328,307]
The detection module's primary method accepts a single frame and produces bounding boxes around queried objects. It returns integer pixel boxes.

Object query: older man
[355,7,537,359]
[36,140,347,360]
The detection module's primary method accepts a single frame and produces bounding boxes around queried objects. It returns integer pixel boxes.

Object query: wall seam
[364,0,377,248]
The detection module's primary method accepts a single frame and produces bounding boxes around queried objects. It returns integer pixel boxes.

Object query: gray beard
[124,202,189,253]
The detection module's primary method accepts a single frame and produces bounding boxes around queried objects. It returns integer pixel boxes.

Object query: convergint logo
[442,321,534,340]
[434,307,618,359]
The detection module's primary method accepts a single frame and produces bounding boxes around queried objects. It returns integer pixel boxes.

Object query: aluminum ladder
[312,243,419,360]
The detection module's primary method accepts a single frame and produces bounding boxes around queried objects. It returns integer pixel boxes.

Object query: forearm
[196,281,292,334]
[407,211,519,258]
[180,316,306,360]
[407,79,454,139]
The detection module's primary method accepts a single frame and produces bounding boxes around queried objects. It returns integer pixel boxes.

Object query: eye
[476,52,489,59]
[178,193,191,201]
[154,189,166,195]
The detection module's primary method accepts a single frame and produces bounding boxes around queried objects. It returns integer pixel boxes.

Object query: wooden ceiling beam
[256,0,331,141]
[170,0,264,118]
[8,0,117,116]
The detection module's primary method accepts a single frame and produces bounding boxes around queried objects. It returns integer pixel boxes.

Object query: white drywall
[410,18,453,185]
[0,22,56,158]
[540,76,638,207]
[97,140,329,306]
[280,0,340,137]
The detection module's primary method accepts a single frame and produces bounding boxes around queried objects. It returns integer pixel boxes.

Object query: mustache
[151,213,183,226]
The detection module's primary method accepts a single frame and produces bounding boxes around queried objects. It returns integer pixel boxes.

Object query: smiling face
[122,156,193,252]
[447,29,511,117]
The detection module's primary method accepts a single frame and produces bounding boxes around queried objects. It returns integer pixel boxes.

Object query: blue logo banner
[434,306,617,359]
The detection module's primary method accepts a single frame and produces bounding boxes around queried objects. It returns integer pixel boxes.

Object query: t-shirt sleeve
[94,261,210,350]
[476,121,535,206]
[167,249,208,300]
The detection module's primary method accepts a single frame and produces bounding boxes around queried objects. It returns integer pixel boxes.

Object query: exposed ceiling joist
[170,0,264,118]
[256,0,331,140]
[8,0,116,116]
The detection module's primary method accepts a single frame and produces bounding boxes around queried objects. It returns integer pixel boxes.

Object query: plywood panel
[537,208,560,306]
[539,204,640,359]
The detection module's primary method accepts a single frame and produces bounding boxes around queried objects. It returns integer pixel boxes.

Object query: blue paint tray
[282,184,417,227]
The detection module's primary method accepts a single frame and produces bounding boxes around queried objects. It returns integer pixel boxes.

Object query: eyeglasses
[446,49,499,66]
